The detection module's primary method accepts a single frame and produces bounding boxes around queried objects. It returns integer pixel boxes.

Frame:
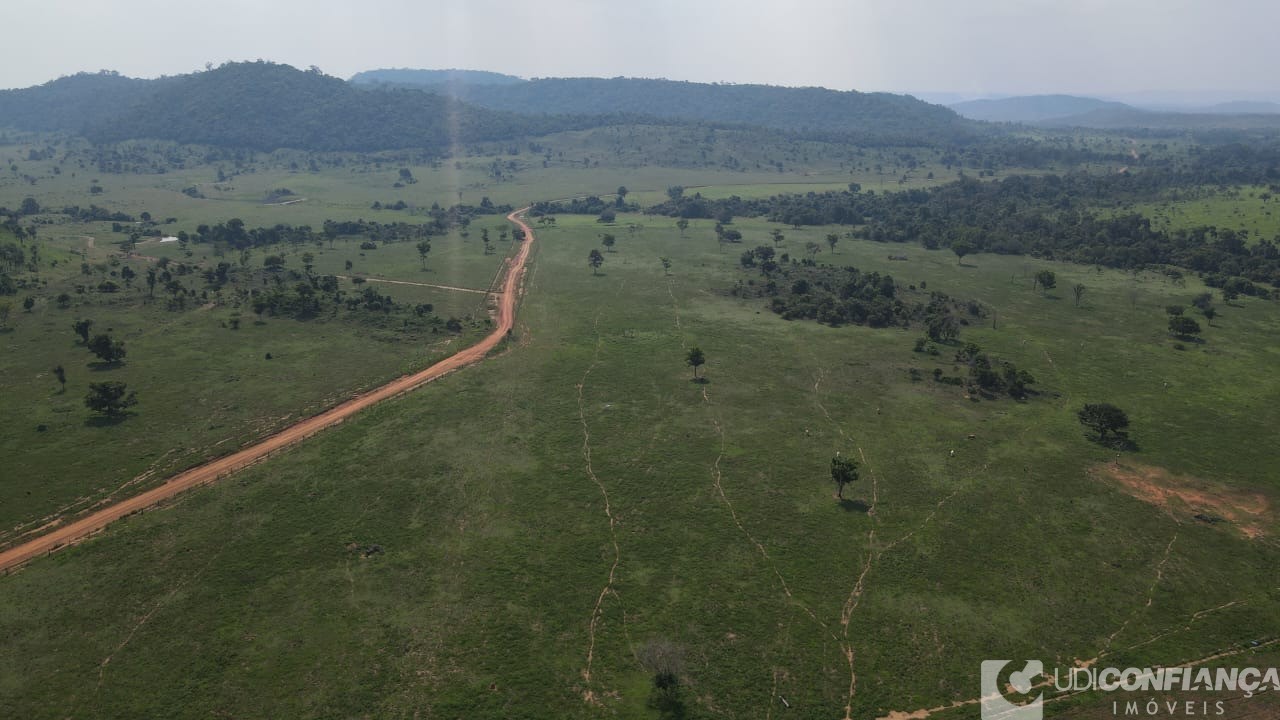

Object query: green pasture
[1,208,1276,718]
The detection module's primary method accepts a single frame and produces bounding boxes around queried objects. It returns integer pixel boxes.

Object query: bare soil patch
[1090,462,1272,539]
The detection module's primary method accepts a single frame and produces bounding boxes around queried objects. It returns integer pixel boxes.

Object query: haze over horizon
[4,0,1277,103]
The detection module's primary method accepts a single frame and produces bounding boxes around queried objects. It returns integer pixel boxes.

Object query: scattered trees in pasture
[85,381,137,418]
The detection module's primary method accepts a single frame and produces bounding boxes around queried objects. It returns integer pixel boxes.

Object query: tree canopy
[1077,403,1130,441]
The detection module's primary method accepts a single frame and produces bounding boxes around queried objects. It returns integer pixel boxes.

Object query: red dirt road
[0,209,537,574]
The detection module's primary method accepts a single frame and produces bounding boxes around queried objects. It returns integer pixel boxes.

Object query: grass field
[1,127,978,555]
[2,207,1277,718]
[0,223,507,541]
[1117,185,1280,242]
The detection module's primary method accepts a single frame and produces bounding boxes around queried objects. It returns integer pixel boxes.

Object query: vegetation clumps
[84,381,137,418]
[949,342,1037,400]
[735,246,985,337]
[529,195,638,216]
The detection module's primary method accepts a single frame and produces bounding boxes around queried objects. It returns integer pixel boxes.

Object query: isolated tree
[830,453,859,500]
[1077,403,1129,441]
[601,233,616,252]
[145,268,157,297]
[87,333,127,364]
[301,252,316,276]
[1191,292,1213,312]
[22,296,34,312]
[1033,270,1057,295]
[804,241,821,260]
[826,233,839,253]
[1165,305,1184,316]
[638,637,684,689]
[598,209,616,224]
[615,185,629,207]
[1072,283,1086,307]
[72,318,94,344]
[676,218,689,237]
[685,346,706,379]
[770,228,785,247]
[416,240,431,269]
[0,300,10,328]
[659,256,672,275]
[1202,306,1217,325]
[84,381,137,418]
[53,364,66,392]
[1168,315,1201,339]
[588,248,605,275]
[951,241,973,265]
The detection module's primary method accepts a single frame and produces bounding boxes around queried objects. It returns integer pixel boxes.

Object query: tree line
[648,170,1280,289]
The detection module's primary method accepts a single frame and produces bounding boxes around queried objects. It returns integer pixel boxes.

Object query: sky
[4,0,1278,102]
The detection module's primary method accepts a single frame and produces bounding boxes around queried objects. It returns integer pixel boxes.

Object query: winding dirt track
[0,209,536,574]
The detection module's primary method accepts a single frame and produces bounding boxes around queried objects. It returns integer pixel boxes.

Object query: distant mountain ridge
[950,95,1133,123]
[1199,101,1280,115]
[951,93,1280,129]
[352,73,979,144]
[0,64,987,150]
[1037,106,1280,130]
[350,68,525,86]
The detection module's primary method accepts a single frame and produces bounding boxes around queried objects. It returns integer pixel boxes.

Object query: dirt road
[0,209,537,574]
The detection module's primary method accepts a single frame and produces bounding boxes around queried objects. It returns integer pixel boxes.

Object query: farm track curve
[0,209,537,574]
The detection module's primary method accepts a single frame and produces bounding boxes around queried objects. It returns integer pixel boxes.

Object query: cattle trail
[576,311,622,703]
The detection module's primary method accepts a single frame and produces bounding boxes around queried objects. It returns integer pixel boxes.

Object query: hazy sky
[4,0,1277,101]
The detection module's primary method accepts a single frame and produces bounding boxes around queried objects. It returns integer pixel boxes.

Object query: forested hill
[0,63,632,152]
[84,63,632,151]
[0,71,163,132]
[383,76,981,145]
[0,63,985,150]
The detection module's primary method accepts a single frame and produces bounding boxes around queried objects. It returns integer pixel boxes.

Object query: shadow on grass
[648,690,686,719]
[1088,433,1140,452]
[690,376,709,385]
[87,361,125,371]
[84,413,131,427]
[0,327,13,335]
[839,498,872,514]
